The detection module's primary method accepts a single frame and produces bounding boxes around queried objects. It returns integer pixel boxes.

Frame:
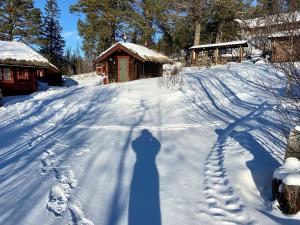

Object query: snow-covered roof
[268,29,300,38]
[235,11,300,29]
[0,41,58,70]
[190,40,248,50]
[94,42,171,64]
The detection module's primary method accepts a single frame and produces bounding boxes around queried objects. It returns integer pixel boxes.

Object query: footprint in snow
[41,150,56,173]
[47,185,68,216]
[55,167,78,189]
[41,149,94,224]
[69,203,94,225]
[74,148,91,156]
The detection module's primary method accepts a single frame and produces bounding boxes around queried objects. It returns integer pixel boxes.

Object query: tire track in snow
[201,102,270,225]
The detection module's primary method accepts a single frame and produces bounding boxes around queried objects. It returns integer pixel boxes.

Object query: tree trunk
[216,23,222,43]
[194,21,201,46]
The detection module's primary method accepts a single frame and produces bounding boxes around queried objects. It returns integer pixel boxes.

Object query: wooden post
[240,46,244,62]
[214,48,219,64]
[192,50,198,65]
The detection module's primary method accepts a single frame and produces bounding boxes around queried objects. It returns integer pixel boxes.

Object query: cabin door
[118,57,129,82]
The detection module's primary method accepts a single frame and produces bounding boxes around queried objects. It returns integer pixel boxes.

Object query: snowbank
[274,158,300,186]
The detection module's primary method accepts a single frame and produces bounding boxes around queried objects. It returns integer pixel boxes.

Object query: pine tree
[0,0,42,44]
[209,0,246,43]
[40,0,65,69]
[70,0,135,60]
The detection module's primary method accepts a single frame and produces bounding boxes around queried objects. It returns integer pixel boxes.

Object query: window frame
[17,69,30,80]
[1,67,13,84]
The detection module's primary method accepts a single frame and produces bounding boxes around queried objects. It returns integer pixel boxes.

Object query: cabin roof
[94,42,171,64]
[235,11,300,29]
[190,40,248,51]
[268,29,300,38]
[0,41,59,71]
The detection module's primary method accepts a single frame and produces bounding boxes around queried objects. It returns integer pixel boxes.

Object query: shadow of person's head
[132,129,161,162]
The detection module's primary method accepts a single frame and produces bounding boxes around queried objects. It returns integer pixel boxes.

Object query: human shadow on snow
[128,129,162,225]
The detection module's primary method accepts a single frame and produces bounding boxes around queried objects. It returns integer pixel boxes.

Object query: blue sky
[34,0,82,52]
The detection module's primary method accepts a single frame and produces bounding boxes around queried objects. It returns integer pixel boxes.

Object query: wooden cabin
[0,41,60,95]
[94,42,171,83]
[235,11,300,62]
[190,41,248,65]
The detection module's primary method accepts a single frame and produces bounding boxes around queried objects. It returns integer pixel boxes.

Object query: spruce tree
[40,0,65,69]
[0,0,42,44]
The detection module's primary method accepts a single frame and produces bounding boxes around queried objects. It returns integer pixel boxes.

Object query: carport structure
[190,40,248,65]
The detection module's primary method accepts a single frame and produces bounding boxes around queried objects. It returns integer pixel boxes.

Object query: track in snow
[200,102,271,225]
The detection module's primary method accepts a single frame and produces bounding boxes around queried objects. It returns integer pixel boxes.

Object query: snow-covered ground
[0,62,299,225]
[63,72,104,87]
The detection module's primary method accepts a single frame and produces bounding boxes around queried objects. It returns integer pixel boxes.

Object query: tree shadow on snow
[229,130,281,203]
[128,129,161,225]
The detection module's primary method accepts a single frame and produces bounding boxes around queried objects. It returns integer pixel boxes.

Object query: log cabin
[0,41,61,95]
[235,11,300,62]
[94,42,171,83]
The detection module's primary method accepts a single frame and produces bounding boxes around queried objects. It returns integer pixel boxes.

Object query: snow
[0,62,299,225]
[190,40,248,50]
[122,42,169,61]
[268,29,300,38]
[0,41,49,63]
[274,158,300,186]
[295,126,300,132]
[235,11,300,29]
[96,42,170,63]
[63,72,103,87]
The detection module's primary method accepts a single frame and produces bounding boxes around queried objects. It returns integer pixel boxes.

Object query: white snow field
[0,62,299,225]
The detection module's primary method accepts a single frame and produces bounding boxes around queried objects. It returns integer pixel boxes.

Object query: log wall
[0,66,38,95]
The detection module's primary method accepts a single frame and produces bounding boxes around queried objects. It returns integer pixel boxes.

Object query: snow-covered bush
[159,63,184,89]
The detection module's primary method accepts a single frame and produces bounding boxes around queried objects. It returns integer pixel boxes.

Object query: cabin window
[37,69,44,77]
[3,68,11,80]
[17,69,30,80]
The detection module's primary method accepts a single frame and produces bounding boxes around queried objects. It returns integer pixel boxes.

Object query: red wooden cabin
[94,42,171,84]
[0,41,60,95]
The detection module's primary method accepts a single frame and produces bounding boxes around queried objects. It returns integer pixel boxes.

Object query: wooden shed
[0,41,61,95]
[190,40,248,65]
[94,42,171,83]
